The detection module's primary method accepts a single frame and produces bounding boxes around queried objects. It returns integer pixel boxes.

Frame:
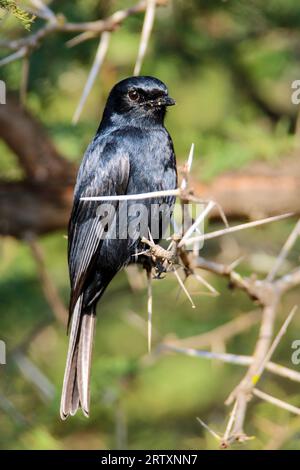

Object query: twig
[178,200,215,247]
[30,0,56,21]
[186,143,194,172]
[72,31,111,124]
[226,302,279,405]
[214,201,229,229]
[253,388,300,416]
[222,302,296,442]
[160,344,300,383]
[164,310,260,349]
[183,213,294,246]
[196,417,221,441]
[0,1,168,67]
[253,306,297,384]
[195,257,261,303]
[147,270,153,352]
[173,269,196,308]
[228,256,245,272]
[222,400,238,445]
[66,31,96,48]
[267,218,300,282]
[180,143,194,191]
[275,267,300,294]
[192,271,219,295]
[134,0,156,75]
[81,188,180,201]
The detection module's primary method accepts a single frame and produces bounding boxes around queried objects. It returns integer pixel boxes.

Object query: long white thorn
[253,305,297,383]
[193,271,219,295]
[183,213,294,246]
[173,269,196,308]
[267,218,300,282]
[147,271,153,353]
[186,142,194,173]
[223,400,238,442]
[181,143,194,190]
[81,188,180,201]
[30,0,56,20]
[134,0,156,75]
[178,200,215,247]
[253,389,300,416]
[196,417,221,441]
[72,32,111,124]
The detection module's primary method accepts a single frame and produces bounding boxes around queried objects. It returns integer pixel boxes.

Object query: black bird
[60,76,177,419]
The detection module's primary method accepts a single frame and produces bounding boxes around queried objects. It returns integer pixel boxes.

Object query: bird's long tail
[60,295,96,420]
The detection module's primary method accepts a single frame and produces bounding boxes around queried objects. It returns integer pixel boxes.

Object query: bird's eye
[128,90,139,101]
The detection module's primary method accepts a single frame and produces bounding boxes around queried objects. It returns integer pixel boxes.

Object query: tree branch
[0,96,75,182]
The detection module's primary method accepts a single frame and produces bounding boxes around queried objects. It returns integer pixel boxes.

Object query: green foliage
[0,0,35,30]
[1,228,300,450]
[1,0,300,451]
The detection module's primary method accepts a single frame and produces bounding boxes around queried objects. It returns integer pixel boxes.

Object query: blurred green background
[1,0,300,450]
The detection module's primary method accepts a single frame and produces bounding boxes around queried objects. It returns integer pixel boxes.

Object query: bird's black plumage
[60,76,177,419]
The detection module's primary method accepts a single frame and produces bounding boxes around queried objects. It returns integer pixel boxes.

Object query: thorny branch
[0,0,168,56]
[1,0,300,449]
[0,0,168,118]
[112,145,300,448]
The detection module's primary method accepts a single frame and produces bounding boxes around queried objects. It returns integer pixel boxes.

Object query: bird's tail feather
[60,295,96,420]
[77,312,96,415]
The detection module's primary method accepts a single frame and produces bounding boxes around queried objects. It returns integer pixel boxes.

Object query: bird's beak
[161,96,176,106]
[147,96,176,108]
[153,96,175,107]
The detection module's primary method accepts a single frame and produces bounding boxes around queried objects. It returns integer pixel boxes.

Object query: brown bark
[0,96,75,238]
[194,162,300,220]
[0,180,73,237]
[0,97,75,182]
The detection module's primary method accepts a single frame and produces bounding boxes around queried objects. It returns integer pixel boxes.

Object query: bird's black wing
[68,136,130,317]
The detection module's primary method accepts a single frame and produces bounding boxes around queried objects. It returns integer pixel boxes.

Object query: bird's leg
[140,234,181,278]
[140,234,179,263]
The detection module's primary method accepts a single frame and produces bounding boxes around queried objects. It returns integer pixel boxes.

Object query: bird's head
[102,76,175,127]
